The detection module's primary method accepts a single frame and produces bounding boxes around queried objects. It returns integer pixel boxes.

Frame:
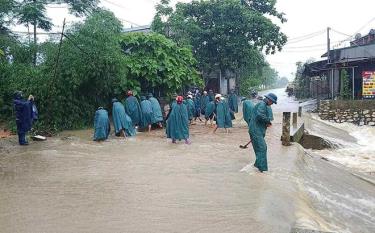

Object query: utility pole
[327,27,331,63]
[327,27,334,99]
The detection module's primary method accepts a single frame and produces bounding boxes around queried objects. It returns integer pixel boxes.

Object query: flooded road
[0,120,303,233]
[1,88,374,233]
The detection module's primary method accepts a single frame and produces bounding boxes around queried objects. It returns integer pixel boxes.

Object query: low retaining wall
[319,100,375,126]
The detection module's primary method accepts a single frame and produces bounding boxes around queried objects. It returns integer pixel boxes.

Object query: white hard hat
[188,94,193,98]
[215,94,222,99]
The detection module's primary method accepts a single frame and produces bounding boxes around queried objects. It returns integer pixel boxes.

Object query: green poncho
[186,98,195,120]
[215,100,232,128]
[166,103,189,140]
[149,97,163,123]
[112,101,136,137]
[228,93,239,113]
[200,95,210,114]
[242,100,254,126]
[125,96,142,126]
[208,93,215,102]
[93,109,110,141]
[140,99,153,128]
[205,101,215,119]
[249,100,273,172]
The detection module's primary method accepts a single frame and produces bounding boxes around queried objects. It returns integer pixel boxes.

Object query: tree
[0,0,15,34]
[293,59,314,99]
[152,0,287,82]
[0,9,128,132]
[120,33,203,96]
[15,0,98,65]
[276,76,289,87]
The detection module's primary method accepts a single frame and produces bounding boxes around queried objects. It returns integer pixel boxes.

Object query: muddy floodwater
[1,89,374,233]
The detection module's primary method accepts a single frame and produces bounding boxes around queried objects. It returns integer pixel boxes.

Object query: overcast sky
[26,0,375,80]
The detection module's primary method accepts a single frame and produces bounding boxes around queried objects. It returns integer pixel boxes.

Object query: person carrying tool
[249,93,277,173]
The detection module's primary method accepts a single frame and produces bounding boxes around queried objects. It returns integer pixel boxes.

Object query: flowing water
[0,88,374,233]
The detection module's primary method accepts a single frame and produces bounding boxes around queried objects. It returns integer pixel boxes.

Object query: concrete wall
[319,100,375,126]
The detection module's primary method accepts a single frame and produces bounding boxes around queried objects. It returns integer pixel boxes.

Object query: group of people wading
[93,89,241,143]
[93,91,163,141]
[13,89,277,173]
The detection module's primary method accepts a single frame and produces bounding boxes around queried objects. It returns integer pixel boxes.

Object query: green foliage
[276,77,289,87]
[0,0,15,33]
[16,0,53,32]
[152,0,287,75]
[340,69,351,99]
[1,9,202,133]
[0,10,128,132]
[293,60,314,99]
[238,61,280,96]
[120,33,203,96]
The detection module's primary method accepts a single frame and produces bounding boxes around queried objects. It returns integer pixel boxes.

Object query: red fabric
[176,96,184,104]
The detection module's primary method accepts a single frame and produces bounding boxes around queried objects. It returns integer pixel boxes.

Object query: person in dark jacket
[13,91,33,145]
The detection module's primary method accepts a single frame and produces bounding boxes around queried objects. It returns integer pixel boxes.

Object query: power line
[100,0,141,26]
[102,0,128,9]
[330,28,351,37]
[333,17,375,47]
[281,48,328,53]
[352,17,375,36]
[286,31,326,45]
[287,29,326,41]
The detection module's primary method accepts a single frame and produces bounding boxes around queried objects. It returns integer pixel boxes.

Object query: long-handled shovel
[239,140,252,149]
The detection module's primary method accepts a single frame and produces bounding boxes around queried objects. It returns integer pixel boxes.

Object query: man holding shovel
[249,93,277,173]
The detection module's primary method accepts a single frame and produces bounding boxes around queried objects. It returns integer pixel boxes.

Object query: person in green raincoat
[124,90,142,127]
[165,93,178,121]
[112,98,136,137]
[147,93,163,128]
[204,99,215,126]
[166,96,190,144]
[200,91,210,116]
[213,94,232,133]
[140,96,153,132]
[193,92,202,122]
[239,97,255,149]
[242,97,254,126]
[93,107,110,141]
[249,93,277,173]
[186,94,195,123]
[208,89,215,102]
[228,89,239,113]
